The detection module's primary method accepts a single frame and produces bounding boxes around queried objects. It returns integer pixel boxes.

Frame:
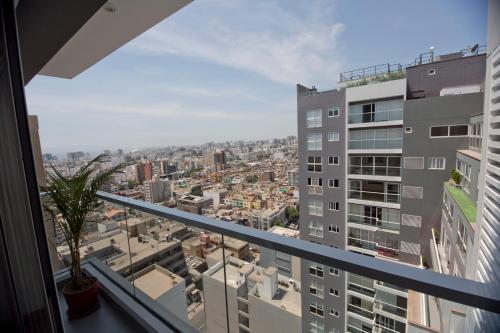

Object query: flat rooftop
[81,229,180,271]
[207,257,253,288]
[130,265,184,299]
[248,280,301,316]
[269,226,300,238]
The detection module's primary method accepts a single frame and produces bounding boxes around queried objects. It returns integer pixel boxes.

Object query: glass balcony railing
[349,165,401,177]
[348,109,403,124]
[46,191,500,333]
[348,138,403,150]
[348,190,400,203]
[347,213,400,232]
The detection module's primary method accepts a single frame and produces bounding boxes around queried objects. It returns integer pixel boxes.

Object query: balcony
[348,156,401,181]
[348,180,400,206]
[348,128,403,152]
[21,190,500,332]
[348,100,404,128]
[55,259,197,333]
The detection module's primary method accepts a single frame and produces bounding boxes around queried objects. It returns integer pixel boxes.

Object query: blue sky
[25,0,487,154]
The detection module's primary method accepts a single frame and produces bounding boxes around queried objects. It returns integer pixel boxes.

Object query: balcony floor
[57,285,144,333]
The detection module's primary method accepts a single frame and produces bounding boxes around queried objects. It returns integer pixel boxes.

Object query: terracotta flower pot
[63,276,99,319]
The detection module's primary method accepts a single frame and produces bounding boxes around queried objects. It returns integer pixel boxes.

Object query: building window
[310,301,324,317]
[450,125,469,136]
[310,320,324,333]
[308,200,323,216]
[308,133,323,150]
[328,107,340,117]
[405,127,412,134]
[430,125,469,137]
[310,281,324,298]
[308,156,322,172]
[330,267,339,276]
[328,202,340,211]
[328,224,340,233]
[328,179,339,188]
[428,157,446,170]
[328,156,339,165]
[458,222,467,256]
[307,110,322,128]
[308,178,323,195]
[330,308,340,317]
[309,221,324,238]
[329,288,339,296]
[309,264,324,278]
[428,68,436,75]
[328,131,339,142]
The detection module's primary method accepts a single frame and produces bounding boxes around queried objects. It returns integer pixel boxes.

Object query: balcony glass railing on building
[348,128,403,150]
[46,191,500,333]
[348,295,374,319]
[348,273,376,298]
[348,100,404,125]
[349,156,401,177]
[348,180,400,204]
[348,203,400,232]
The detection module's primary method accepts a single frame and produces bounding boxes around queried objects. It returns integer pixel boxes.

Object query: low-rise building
[128,264,187,321]
[177,195,213,215]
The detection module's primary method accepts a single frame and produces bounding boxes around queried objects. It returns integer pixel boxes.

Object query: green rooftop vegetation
[445,182,477,223]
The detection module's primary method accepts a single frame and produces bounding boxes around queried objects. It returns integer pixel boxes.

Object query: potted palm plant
[44,154,123,319]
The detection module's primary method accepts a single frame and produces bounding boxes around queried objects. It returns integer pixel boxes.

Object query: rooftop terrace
[445,182,477,223]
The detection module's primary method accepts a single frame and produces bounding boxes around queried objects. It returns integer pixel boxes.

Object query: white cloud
[27,94,267,121]
[126,0,345,86]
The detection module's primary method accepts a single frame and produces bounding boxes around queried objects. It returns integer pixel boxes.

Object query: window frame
[428,157,446,170]
[328,107,340,118]
[307,109,322,128]
[328,131,340,142]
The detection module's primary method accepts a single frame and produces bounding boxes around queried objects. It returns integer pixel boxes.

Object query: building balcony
[55,259,197,333]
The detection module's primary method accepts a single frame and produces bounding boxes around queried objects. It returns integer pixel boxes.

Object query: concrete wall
[297,86,346,333]
[202,273,241,333]
[248,293,301,333]
[406,55,486,99]
[345,78,407,102]
[401,93,483,261]
[456,152,481,203]
[157,280,188,321]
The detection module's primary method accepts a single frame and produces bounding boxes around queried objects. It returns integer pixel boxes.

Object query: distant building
[259,226,301,281]
[245,204,286,231]
[287,168,299,187]
[259,170,275,182]
[203,188,228,210]
[128,264,187,321]
[203,257,301,333]
[144,176,171,203]
[66,151,84,161]
[135,161,153,184]
[177,195,213,215]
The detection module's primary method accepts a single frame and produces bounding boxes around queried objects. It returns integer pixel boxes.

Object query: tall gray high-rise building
[298,46,486,333]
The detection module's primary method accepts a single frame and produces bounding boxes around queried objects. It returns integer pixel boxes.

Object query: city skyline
[24,0,486,153]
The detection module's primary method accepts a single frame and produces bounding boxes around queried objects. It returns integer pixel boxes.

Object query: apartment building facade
[298,49,486,333]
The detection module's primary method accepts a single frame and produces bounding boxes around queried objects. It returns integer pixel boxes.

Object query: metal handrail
[96,190,500,313]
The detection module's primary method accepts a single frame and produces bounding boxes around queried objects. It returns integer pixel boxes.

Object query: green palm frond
[43,154,124,289]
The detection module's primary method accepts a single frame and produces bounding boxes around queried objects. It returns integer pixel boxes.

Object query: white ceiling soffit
[39,0,192,79]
